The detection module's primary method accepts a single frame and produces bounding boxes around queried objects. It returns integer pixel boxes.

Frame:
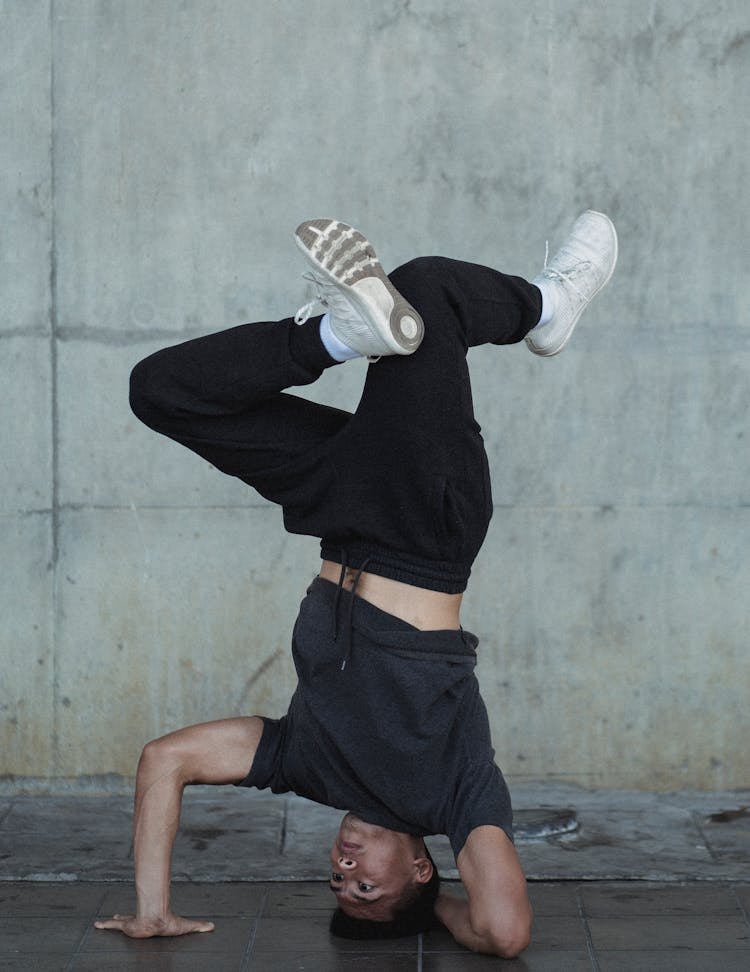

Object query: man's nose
[338,856,356,869]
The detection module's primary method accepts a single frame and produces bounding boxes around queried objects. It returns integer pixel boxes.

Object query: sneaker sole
[294,219,424,355]
[526,210,619,357]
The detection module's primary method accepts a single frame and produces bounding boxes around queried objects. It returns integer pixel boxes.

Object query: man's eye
[358,882,373,893]
[331,872,343,882]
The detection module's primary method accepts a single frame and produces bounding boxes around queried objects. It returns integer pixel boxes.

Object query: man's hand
[94,912,214,938]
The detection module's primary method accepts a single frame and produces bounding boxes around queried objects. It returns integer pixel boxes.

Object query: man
[95,212,617,957]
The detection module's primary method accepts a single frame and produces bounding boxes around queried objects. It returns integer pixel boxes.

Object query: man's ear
[413,856,434,884]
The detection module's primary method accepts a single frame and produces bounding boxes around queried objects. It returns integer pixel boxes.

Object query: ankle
[533,279,556,328]
[319,312,362,361]
[288,314,339,371]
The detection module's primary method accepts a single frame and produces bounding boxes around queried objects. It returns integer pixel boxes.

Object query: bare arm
[434,825,532,958]
[95,716,264,938]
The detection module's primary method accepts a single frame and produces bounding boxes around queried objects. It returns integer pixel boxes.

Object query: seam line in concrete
[50,323,750,347]
[49,0,61,776]
[57,325,217,345]
[57,502,273,512]
[0,327,52,339]
[279,796,289,855]
[9,502,750,515]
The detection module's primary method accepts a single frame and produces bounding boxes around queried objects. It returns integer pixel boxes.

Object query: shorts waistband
[308,576,478,661]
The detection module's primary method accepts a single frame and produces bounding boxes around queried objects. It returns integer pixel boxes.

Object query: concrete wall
[2,0,748,791]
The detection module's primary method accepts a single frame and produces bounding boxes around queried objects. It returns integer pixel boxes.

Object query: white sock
[533,279,556,329]
[319,312,362,361]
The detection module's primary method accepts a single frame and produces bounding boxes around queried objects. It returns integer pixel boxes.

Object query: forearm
[132,751,184,920]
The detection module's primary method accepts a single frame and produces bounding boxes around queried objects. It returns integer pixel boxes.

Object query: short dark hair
[329,846,440,940]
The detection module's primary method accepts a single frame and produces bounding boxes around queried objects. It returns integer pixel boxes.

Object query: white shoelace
[294,269,363,331]
[292,270,381,363]
[540,240,592,302]
[294,272,329,325]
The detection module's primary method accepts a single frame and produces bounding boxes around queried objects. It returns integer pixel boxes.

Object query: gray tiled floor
[1,881,749,970]
[1,786,749,968]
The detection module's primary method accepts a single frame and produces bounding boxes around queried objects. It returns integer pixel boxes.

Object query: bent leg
[129,317,350,510]
[128,254,542,576]
[95,717,263,938]
[353,255,541,432]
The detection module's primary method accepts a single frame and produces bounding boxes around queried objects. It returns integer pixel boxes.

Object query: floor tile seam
[584,911,745,919]
[579,878,746,919]
[585,910,750,922]
[592,945,750,952]
[5,876,750,886]
[62,887,109,972]
[575,886,602,972]
[527,876,750,885]
[238,887,267,971]
[731,885,750,930]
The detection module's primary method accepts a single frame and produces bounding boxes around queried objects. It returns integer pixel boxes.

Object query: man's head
[328,812,440,939]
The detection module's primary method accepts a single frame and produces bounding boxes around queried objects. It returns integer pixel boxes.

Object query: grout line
[576,886,601,972]
[64,889,108,972]
[237,884,270,970]
[257,884,270,918]
[732,884,750,929]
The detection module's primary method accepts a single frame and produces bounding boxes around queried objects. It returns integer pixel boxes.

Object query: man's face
[328,813,425,921]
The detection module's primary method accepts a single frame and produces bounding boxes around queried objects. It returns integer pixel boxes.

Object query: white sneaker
[294,219,424,359]
[526,210,618,357]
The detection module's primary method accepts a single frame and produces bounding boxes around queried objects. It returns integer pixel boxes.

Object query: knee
[129,356,156,422]
[389,255,451,293]
[129,353,172,429]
